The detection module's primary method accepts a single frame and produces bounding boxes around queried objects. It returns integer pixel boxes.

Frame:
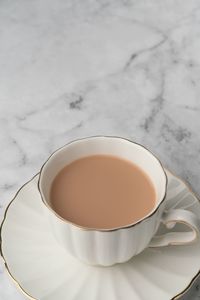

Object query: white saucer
[1,170,200,300]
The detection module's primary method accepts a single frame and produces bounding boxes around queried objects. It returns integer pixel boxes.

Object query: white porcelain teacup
[38,136,200,266]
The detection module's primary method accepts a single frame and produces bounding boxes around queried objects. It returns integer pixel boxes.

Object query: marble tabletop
[0,0,200,299]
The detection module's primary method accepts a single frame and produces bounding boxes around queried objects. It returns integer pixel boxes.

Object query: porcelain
[1,170,200,300]
[38,137,200,266]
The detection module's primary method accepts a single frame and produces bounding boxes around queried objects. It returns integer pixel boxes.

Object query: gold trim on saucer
[0,175,38,300]
[0,169,200,300]
[169,168,200,300]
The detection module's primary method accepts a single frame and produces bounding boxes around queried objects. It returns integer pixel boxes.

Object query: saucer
[1,170,200,300]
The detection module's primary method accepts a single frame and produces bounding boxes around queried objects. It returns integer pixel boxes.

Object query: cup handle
[149,209,200,247]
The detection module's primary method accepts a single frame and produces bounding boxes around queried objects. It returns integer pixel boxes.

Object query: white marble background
[0,0,200,299]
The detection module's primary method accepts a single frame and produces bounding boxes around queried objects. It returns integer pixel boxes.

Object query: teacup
[38,136,200,266]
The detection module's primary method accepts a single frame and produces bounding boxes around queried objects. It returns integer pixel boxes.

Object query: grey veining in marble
[0,0,200,299]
